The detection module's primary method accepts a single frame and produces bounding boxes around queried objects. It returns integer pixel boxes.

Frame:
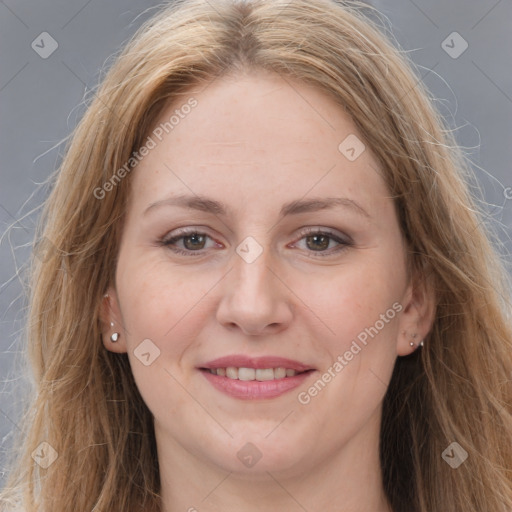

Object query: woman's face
[104,69,428,477]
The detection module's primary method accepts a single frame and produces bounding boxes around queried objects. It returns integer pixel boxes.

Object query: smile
[199,355,316,399]
[206,367,302,380]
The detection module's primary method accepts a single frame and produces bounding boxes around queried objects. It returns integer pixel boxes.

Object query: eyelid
[288,226,353,257]
[293,226,352,243]
[160,226,216,243]
[160,226,353,257]
[160,227,222,256]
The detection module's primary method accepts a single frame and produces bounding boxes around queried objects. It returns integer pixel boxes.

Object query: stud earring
[110,322,119,342]
[410,337,425,348]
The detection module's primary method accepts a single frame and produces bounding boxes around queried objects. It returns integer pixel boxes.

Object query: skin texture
[101,69,434,512]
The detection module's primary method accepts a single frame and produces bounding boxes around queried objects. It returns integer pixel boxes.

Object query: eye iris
[183,233,206,250]
[306,234,330,251]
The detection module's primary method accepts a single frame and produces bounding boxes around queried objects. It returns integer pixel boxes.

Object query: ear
[99,287,128,354]
[396,271,436,356]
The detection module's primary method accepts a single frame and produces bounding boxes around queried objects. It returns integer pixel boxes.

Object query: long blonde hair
[1,1,511,511]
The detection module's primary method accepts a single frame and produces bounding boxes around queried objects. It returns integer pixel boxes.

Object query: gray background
[1,0,511,488]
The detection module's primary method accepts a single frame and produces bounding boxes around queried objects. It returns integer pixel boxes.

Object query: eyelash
[159,227,353,258]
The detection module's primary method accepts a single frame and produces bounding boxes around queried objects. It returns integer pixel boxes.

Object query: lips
[199,355,316,400]
[201,355,314,372]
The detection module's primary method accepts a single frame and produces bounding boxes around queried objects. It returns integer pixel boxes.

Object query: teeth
[226,367,238,379]
[238,367,256,381]
[274,367,286,379]
[255,368,274,381]
[208,367,300,380]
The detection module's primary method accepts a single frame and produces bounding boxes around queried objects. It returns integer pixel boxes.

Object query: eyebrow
[143,194,371,219]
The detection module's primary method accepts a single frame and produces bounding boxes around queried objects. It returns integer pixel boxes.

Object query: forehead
[128,70,390,219]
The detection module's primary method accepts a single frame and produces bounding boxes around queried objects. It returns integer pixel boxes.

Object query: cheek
[115,259,212,418]
[291,259,403,426]
[294,258,404,352]
[116,253,214,359]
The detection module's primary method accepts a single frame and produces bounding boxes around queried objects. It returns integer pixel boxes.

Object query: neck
[155,407,392,512]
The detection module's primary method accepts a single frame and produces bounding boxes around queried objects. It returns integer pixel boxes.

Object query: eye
[159,226,353,258]
[291,227,353,257]
[160,228,220,257]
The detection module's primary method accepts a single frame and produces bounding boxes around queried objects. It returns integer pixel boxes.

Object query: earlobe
[100,290,128,353]
[396,274,436,356]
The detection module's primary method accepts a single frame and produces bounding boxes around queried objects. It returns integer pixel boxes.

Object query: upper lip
[201,355,314,372]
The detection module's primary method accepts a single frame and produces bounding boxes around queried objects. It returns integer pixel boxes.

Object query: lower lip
[200,369,314,400]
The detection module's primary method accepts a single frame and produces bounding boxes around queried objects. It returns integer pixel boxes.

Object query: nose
[215,245,293,336]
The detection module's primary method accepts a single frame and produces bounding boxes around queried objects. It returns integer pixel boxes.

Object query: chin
[200,429,317,477]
